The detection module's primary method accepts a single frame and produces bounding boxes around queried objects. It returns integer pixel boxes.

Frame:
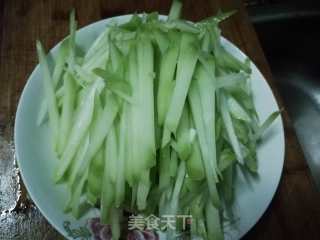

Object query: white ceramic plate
[14,15,285,240]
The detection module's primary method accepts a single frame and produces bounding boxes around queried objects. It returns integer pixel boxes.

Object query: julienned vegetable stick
[162,33,199,147]
[36,41,60,149]
[54,79,103,182]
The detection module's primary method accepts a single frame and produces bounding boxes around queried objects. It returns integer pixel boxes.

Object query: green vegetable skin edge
[36,1,280,239]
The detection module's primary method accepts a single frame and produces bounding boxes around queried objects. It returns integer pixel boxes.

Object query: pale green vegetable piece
[53,39,69,86]
[187,138,205,181]
[188,68,220,207]
[220,91,244,164]
[93,68,132,103]
[162,33,199,147]
[66,134,90,191]
[153,29,170,54]
[57,72,76,155]
[227,94,251,122]
[55,79,104,182]
[67,9,77,70]
[86,147,104,204]
[206,200,224,240]
[110,208,121,240]
[216,72,248,89]
[255,111,281,140]
[168,0,182,21]
[72,90,119,185]
[137,170,151,210]
[105,125,118,184]
[115,104,128,207]
[129,37,156,181]
[159,146,172,191]
[36,41,60,149]
[157,43,180,126]
[84,27,109,62]
[101,126,118,223]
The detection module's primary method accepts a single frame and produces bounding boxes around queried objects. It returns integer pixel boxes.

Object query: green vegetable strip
[213,33,251,73]
[215,72,248,89]
[131,184,138,209]
[101,126,117,223]
[218,148,236,172]
[159,146,171,191]
[105,125,118,184]
[176,104,191,138]
[162,33,198,146]
[37,100,48,126]
[137,170,151,210]
[67,9,77,70]
[125,47,138,185]
[180,183,206,209]
[166,160,186,240]
[189,195,206,237]
[57,73,76,155]
[197,218,208,239]
[83,46,110,74]
[93,68,132,103]
[87,147,104,204]
[157,43,179,126]
[84,27,110,62]
[169,149,178,178]
[168,0,182,21]
[205,200,224,240]
[55,79,103,182]
[119,14,142,31]
[101,178,115,222]
[165,20,200,34]
[38,83,65,126]
[170,160,186,212]
[221,165,234,204]
[153,29,170,54]
[71,90,120,191]
[131,36,156,179]
[171,129,196,162]
[136,36,156,164]
[101,180,115,224]
[134,36,156,206]
[227,95,251,122]
[200,9,237,24]
[254,111,281,140]
[197,59,220,179]
[172,106,196,161]
[36,41,60,149]
[115,104,128,207]
[37,40,69,126]
[66,134,90,191]
[82,27,111,78]
[73,64,96,84]
[220,92,244,164]
[109,40,124,74]
[201,31,211,52]
[110,208,121,240]
[53,39,69,86]
[187,136,205,181]
[64,167,89,218]
[72,173,89,219]
[188,73,220,207]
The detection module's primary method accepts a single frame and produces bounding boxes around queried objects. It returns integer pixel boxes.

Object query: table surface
[1,0,320,239]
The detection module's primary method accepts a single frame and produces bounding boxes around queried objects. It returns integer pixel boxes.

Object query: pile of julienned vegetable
[36,0,280,239]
